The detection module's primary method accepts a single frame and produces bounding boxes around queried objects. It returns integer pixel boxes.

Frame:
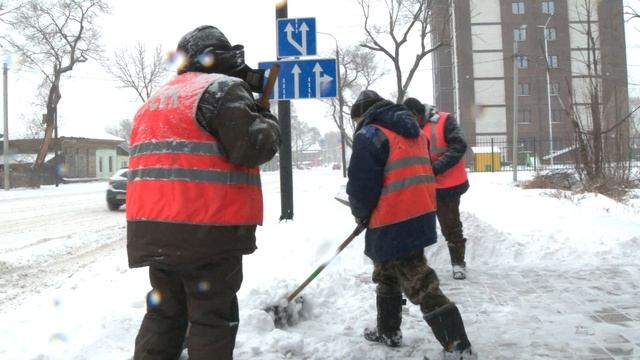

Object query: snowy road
[0,182,126,310]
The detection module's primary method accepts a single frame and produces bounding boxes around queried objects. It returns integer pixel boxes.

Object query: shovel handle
[286,224,366,303]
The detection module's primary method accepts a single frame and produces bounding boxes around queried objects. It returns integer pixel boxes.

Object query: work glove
[355,217,369,228]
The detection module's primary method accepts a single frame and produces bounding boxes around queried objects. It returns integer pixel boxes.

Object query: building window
[99,157,103,172]
[512,2,525,14]
[109,156,113,172]
[545,27,557,41]
[518,83,530,96]
[551,110,561,123]
[550,82,559,96]
[513,27,527,41]
[542,1,555,15]
[516,55,528,69]
[518,110,532,124]
[547,55,558,68]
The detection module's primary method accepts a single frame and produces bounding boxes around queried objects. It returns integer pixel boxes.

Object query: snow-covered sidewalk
[0,169,638,359]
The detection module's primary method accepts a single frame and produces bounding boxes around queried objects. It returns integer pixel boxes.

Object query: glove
[355,217,369,228]
[255,101,271,114]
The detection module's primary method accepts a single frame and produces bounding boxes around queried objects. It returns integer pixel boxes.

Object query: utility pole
[3,62,9,190]
[539,16,554,166]
[318,31,347,178]
[512,40,519,182]
[276,0,293,220]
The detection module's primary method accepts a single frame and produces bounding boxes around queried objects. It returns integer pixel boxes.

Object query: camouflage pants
[436,196,467,265]
[372,250,450,314]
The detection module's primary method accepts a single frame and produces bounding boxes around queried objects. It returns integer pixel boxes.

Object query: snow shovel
[265,223,367,328]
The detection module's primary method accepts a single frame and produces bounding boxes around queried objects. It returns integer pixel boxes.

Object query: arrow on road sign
[284,22,309,55]
[258,58,337,100]
[277,18,317,58]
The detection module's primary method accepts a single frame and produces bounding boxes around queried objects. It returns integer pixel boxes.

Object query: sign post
[265,13,340,220]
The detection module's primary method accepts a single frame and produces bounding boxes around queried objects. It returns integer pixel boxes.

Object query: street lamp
[318,31,347,178]
[538,15,554,166]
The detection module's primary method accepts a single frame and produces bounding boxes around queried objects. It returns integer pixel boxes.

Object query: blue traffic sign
[259,58,337,100]
[277,18,317,58]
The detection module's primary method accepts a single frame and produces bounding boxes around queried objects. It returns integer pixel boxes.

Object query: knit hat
[176,25,245,75]
[350,90,384,119]
[403,97,426,117]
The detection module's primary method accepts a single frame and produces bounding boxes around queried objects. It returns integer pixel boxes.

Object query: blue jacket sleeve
[346,126,389,220]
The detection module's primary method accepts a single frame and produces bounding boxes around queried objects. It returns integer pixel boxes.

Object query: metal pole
[450,0,461,120]
[337,47,347,178]
[512,40,519,182]
[276,0,293,220]
[3,62,9,190]
[541,16,553,166]
[318,31,347,178]
[54,107,59,187]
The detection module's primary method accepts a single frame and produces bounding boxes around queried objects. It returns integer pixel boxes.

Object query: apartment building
[432,0,629,162]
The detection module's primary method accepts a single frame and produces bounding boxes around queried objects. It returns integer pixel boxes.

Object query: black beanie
[403,97,426,117]
[176,25,245,75]
[350,90,384,119]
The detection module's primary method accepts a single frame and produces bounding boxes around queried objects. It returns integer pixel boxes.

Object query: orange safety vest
[422,112,468,189]
[126,72,263,225]
[368,125,436,228]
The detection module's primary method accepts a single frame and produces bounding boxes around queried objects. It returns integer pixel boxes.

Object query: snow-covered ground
[0,169,639,359]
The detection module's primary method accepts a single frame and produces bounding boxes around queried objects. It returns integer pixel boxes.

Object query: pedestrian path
[443,265,640,359]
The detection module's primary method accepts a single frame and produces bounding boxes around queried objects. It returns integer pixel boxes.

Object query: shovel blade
[264,296,306,329]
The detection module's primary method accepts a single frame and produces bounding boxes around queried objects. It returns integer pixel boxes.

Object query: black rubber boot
[424,302,472,353]
[364,293,403,347]
[447,240,466,266]
[448,241,467,280]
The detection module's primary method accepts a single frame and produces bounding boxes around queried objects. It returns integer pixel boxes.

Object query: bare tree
[290,105,321,166]
[555,0,638,189]
[357,0,443,103]
[105,118,132,143]
[103,42,169,103]
[325,45,385,147]
[625,3,640,21]
[1,0,109,166]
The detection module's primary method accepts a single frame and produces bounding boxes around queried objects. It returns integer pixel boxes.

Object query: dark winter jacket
[127,74,280,269]
[347,101,437,264]
[428,114,469,202]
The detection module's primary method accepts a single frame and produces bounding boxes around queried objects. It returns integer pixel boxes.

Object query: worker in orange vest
[348,90,474,359]
[126,25,280,360]
[404,98,470,280]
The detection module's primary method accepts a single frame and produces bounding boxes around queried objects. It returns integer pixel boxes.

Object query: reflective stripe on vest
[126,72,263,225]
[369,125,436,228]
[422,112,468,189]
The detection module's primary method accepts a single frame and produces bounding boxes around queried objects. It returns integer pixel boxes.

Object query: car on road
[106,168,128,211]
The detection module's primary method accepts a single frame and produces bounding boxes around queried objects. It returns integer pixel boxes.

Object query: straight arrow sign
[258,58,337,100]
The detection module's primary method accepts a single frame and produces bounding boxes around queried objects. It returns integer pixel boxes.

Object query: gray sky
[3,0,425,138]
[2,0,640,139]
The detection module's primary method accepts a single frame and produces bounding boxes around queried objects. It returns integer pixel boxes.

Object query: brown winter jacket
[127,74,280,268]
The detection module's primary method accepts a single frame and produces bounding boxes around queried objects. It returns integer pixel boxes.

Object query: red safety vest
[369,125,436,228]
[422,112,468,189]
[126,72,263,225]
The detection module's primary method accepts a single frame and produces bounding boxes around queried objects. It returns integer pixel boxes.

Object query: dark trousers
[372,250,450,314]
[133,256,243,360]
[436,196,466,265]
